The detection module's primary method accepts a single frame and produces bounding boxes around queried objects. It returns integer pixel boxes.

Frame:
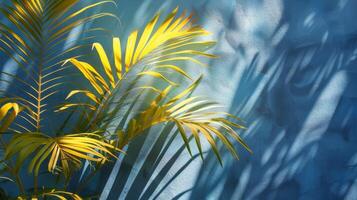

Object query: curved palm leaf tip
[0,101,23,133]
[0,0,117,133]
[5,132,121,179]
[62,7,252,164]
[16,189,82,200]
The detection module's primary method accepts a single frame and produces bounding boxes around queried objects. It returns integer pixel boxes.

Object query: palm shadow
[190,0,357,199]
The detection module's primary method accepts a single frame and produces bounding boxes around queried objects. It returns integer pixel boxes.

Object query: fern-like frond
[5,132,119,179]
[0,0,117,133]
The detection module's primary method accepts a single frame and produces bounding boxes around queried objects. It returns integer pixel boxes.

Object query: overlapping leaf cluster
[61,7,252,165]
[0,2,251,199]
[0,0,118,199]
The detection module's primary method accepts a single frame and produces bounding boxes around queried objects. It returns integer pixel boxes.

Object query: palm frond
[0,0,117,132]
[57,8,250,164]
[61,7,215,112]
[122,79,252,165]
[5,132,119,178]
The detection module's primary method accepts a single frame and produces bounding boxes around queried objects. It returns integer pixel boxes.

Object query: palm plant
[0,1,251,199]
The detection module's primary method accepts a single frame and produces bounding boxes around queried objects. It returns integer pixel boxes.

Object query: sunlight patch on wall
[288,70,348,160]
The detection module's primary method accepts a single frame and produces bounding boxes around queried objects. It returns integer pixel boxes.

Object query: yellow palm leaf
[65,90,100,104]
[92,42,115,87]
[123,79,252,164]
[124,7,215,70]
[5,132,121,178]
[113,37,123,79]
[0,102,23,133]
[125,30,139,70]
[42,190,82,200]
[62,8,215,112]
